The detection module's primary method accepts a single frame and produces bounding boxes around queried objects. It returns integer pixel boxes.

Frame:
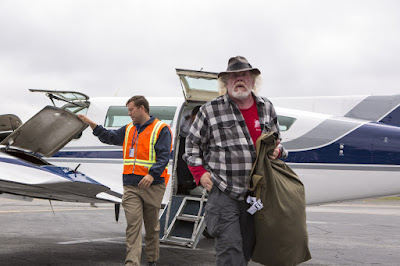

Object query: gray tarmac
[0,196,399,266]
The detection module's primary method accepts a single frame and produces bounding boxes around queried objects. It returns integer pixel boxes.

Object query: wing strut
[48,200,55,215]
[115,203,120,222]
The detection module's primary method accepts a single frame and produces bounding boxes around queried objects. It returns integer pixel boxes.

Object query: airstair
[159,189,207,248]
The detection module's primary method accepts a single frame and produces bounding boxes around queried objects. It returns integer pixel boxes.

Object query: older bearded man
[184,56,287,265]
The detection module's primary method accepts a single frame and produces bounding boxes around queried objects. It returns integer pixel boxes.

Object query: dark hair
[191,105,201,118]
[126,95,150,114]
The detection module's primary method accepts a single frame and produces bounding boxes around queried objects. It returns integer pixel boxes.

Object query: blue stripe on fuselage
[52,150,122,158]
[52,149,175,160]
[284,122,400,165]
[0,156,103,185]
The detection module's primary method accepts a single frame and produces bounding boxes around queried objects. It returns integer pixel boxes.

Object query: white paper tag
[246,196,264,215]
[129,148,135,157]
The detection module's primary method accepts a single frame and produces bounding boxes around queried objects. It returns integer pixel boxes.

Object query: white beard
[231,88,252,100]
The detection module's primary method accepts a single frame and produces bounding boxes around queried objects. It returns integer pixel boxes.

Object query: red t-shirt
[188,100,261,185]
[240,100,262,146]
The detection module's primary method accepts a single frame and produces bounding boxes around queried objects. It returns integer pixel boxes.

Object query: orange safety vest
[122,119,171,185]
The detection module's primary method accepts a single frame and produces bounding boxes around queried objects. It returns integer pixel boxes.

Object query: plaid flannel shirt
[184,93,287,200]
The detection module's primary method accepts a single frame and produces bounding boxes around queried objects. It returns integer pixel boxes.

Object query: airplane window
[151,106,177,126]
[62,102,90,115]
[105,106,130,127]
[64,106,89,115]
[277,115,296,131]
[105,106,177,128]
[184,76,218,92]
[61,104,90,139]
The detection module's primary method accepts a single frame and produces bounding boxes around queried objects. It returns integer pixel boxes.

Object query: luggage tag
[246,195,263,215]
[129,148,135,157]
[129,128,139,158]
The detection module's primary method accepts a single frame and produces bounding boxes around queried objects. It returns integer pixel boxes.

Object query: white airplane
[1,69,400,246]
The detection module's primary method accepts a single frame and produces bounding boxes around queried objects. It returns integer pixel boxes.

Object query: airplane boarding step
[159,192,207,248]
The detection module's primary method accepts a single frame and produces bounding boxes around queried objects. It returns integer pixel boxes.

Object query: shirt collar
[222,92,266,108]
[134,116,155,132]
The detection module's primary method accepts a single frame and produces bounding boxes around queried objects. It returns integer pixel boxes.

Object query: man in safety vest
[78,95,172,266]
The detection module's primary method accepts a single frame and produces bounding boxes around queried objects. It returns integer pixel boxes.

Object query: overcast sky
[1,0,400,121]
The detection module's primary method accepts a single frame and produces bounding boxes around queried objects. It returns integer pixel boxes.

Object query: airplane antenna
[74,164,81,176]
[48,200,55,215]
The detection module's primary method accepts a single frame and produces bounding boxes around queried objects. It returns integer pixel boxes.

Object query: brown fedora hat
[217,56,261,78]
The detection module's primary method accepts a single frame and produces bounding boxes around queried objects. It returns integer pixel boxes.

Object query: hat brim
[217,68,261,78]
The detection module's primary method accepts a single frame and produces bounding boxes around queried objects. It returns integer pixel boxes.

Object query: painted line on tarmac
[58,237,125,245]
[307,221,327,224]
[306,207,400,216]
[316,203,400,208]
[0,207,114,214]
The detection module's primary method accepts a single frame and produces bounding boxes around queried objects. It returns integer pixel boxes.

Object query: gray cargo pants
[205,186,255,266]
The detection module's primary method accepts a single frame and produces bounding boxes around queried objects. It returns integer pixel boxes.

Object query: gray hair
[218,73,262,96]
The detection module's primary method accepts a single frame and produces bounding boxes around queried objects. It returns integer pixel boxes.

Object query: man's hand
[138,174,154,189]
[77,114,98,130]
[268,139,281,160]
[200,172,213,191]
